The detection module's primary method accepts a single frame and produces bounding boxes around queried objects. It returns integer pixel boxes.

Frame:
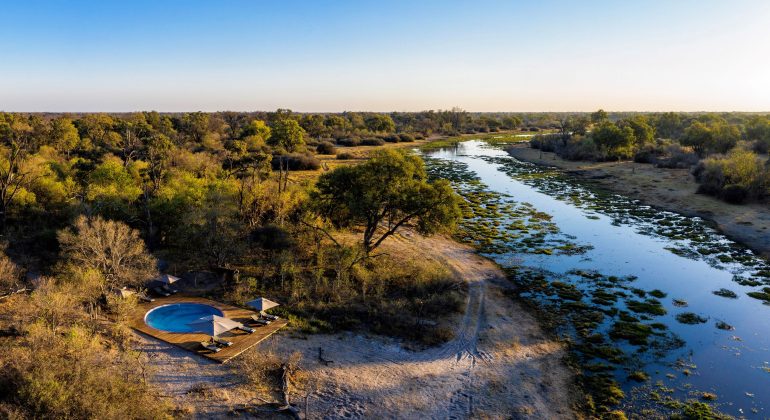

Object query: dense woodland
[0,108,477,418]
[529,110,770,204]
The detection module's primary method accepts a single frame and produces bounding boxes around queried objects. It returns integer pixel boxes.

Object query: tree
[75,114,118,150]
[57,215,156,290]
[619,116,655,148]
[312,149,462,255]
[591,109,609,124]
[501,115,523,130]
[654,112,684,140]
[86,155,144,216]
[0,244,22,293]
[364,114,395,133]
[49,117,80,157]
[591,121,636,157]
[269,119,306,152]
[180,112,210,143]
[681,121,712,156]
[0,113,35,231]
[681,121,739,156]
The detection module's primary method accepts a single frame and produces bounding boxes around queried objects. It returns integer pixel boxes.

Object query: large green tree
[312,149,462,255]
[268,119,306,152]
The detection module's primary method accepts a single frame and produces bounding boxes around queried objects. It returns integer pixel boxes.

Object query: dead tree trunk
[279,363,301,420]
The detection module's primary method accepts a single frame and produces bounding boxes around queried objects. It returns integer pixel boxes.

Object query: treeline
[529,110,770,204]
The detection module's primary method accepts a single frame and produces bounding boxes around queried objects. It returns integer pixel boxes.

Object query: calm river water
[425,140,770,418]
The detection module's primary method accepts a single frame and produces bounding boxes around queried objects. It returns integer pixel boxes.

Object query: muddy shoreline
[507,143,770,259]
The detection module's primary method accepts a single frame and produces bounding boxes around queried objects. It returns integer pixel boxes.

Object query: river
[423,139,770,418]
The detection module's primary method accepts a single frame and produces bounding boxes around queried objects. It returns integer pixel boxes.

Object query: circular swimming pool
[145,303,224,333]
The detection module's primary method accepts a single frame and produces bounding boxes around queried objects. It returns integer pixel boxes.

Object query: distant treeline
[528,110,770,204]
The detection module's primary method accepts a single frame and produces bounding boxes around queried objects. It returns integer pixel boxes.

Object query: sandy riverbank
[507,143,770,259]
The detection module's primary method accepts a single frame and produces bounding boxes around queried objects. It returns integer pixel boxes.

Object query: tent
[246,297,280,313]
[156,274,180,285]
[187,315,243,337]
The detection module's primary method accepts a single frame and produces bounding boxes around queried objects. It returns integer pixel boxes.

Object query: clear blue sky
[2,0,769,112]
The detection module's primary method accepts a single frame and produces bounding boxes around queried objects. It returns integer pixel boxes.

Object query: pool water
[145,303,224,333]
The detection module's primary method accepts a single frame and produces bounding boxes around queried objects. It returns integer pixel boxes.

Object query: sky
[1,0,770,112]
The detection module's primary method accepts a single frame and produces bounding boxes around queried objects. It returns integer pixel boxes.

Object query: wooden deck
[128,295,287,363]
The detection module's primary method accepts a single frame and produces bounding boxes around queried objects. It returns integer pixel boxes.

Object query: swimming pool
[145,303,224,333]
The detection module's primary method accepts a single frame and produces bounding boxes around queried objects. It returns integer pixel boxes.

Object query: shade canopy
[187,315,243,337]
[156,274,180,285]
[246,297,280,312]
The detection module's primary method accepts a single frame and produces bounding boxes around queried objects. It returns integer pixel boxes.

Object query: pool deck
[128,295,288,363]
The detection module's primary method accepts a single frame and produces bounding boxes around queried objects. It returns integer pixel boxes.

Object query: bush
[414,133,425,140]
[721,184,749,204]
[399,134,415,142]
[316,142,336,155]
[336,137,361,147]
[752,139,770,155]
[360,137,385,146]
[633,144,666,163]
[531,134,605,161]
[336,152,354,160]
[0,323,170,419]
[383,134,400,143]
[693,148,769,203]
[656,144,699,169]
[271,153,321,170]
[250,225,294,250]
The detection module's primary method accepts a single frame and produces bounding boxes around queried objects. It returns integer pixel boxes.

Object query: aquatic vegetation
[628,371,650,382]
[610,321,654,345]
[746,287,770,302]
[675,313,708,325]
[715,321,734,331]
[648,289,667,298]
[712,288,738,299]
[626,299,667,316]
[672,299,688,307]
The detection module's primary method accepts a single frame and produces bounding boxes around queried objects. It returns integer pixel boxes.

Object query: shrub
[336,152,354,160]
[336,137,361,147]
[398,133,415,142]
[720,184,749,204]
[316,141,336,155]
[633,144,666,163]
[271,153,321,170]
[656,144,699,169]
[693,148,769,203]
[250,225,294,250]
[383,134,400,143]
[752,139,770,155]
[360,137,385,146]
[0,323,170,419]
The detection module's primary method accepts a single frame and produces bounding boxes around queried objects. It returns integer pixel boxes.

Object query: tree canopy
[312,149,462,255]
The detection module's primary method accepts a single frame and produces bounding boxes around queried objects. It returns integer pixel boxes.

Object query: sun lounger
[250,315,271,325]
[262,314,278,321]
[200,341,221,352]
[213,337,233,347]
[161,284,178,294]
[137,292,155,302]
[152,287,171,297]
[237,325,256,334]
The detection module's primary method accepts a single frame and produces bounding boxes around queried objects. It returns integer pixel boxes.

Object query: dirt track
[135,232,577,419]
